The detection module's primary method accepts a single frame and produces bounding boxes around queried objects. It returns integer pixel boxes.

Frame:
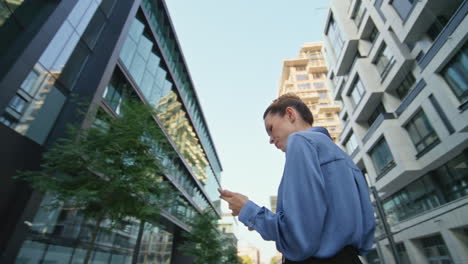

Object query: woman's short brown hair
[263,93,314,125]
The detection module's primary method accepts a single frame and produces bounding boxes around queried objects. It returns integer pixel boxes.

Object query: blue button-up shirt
[239,127,375,261]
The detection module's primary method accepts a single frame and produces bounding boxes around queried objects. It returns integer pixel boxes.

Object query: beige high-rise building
[279,42,341,142]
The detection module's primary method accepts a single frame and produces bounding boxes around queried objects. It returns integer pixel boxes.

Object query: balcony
[335,39,360,76]
[318,104,340,114]
[308,60,328,72]
[418,0,467,70]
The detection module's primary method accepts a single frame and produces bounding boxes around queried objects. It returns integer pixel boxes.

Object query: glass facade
[118,15,221,208]
[442,43,468,103]
[369,137,394,177]
[103,69,204,219]
[0,0,110,144]
[16,197,174,264]
[7,0,224,262]
[142,0,222,179]
[0,0,52,59]
[383,149,467,225]
[404,110,439,154]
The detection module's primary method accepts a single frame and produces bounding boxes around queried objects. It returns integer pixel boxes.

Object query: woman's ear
[286,107,295,122]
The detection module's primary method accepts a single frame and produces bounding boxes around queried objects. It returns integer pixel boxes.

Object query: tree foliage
[179,210,223,264]
[220,233,243,264]
[16,100,175,263]
[179,210,242,264]
[240,255,254,264]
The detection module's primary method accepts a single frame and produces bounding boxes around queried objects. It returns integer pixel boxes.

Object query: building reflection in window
[1,0,107,144]
[119,16,221,208]
[16,195,174,264]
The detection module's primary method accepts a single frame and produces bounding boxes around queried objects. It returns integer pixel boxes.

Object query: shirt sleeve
[238,134,327,261]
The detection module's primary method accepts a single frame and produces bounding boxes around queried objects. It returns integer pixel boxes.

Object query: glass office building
[0,1,222,263]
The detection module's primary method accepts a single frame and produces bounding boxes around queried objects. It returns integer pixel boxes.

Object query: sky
[164,1,330,262]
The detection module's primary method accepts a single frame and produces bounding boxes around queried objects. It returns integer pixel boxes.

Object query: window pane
[129,54,146,85]
[137,34,153,59]
[350,78,365,107]
[371,138,394,174]
[38,21,74,70]
[82,8,106,49]
[75,0,99,36]
[328,17,345,58]
[120,37,138,66]
[20,69,41,95]
[8,95,27,113]
[68,0,93,28]
[442,43,468,102]
[376,43,394,76]
[16,240,47,264]
[147,52,161,76]
[396,72,416,99]
[51,32,80,72]
[405,110,439,153]
[313,82,325,89]
[296,74,309,81]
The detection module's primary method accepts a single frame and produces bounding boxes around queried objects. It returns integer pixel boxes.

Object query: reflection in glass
[442,43,468,103]
[143,0,222,179]
[119,17,220,211]
[1,64,66,144]
[16,240,46,264]
[15,194,174,264]
[383,149,467,224]
[8,95,27,113]
[405,110,439,153]
[2,0,105,144]
[370,138,394,176]
[0,0,25,26]
[138,222,173,264]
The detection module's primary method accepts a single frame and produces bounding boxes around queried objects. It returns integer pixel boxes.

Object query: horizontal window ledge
[415,139,441,159]
[376,161,396,181]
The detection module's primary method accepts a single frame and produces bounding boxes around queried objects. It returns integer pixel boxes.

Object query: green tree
[16,100,175,264]
[179,210,223,264]
[270,255,282,264]
[240,255,254,264]
[220,234,242,264]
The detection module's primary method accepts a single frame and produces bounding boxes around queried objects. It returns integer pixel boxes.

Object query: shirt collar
[308,126,332,139]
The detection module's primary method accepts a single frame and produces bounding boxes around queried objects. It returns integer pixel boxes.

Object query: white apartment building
[322,0,468,263]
